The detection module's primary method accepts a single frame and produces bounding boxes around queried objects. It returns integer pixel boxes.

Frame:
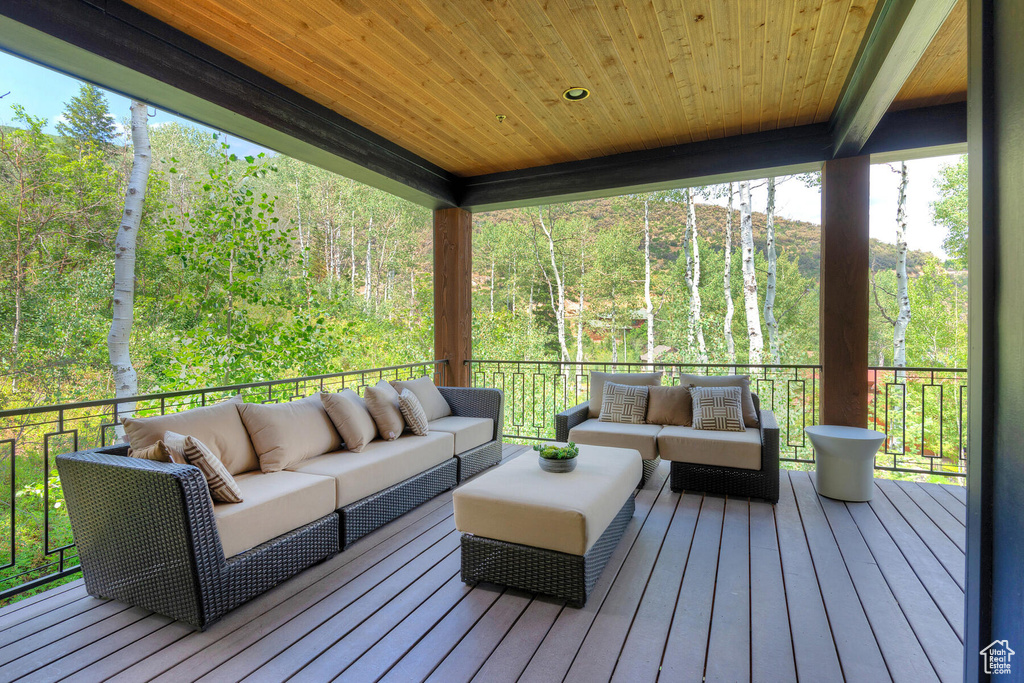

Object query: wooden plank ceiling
[124,0,963,177]
[891,0,967,111]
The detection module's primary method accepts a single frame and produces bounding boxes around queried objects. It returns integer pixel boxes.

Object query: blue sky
[0,50,270,158]
[1,49,957,257]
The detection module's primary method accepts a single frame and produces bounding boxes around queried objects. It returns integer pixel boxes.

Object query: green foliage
[932,155,968,268]
[534,442,579,460]
[55,84,118,148]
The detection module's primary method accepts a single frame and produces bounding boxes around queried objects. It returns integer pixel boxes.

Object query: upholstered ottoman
[453,444,641,606]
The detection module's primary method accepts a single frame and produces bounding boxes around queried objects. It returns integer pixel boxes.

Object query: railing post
[820,155,870,428]
[433,207,472,387]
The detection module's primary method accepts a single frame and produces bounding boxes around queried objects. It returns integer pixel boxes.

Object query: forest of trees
[0,84,969,413]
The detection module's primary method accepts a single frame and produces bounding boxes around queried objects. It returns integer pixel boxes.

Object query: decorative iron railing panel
[0,360,448,602]
[868,366,967,478]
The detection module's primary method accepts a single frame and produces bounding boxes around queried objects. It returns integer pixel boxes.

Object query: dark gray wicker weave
[56,445,338,630]
[438,386,504,482]
[554,400,659,488]
[669,395,780,503]
[340,458,457,548]
[460,494,635,607]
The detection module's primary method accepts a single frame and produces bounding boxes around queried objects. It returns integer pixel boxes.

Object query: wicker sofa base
[669,460,779,503]
[640,457,660,488]
[459,494,635,607]
[340,458,457,548]
[455,440,503,482]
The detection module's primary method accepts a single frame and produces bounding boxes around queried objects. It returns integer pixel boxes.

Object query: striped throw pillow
[599,382,650,424]
[689,386,746,432]
[165,431,244,503]
[398,389,429,436]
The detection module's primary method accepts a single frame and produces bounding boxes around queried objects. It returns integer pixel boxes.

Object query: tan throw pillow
[122,399,259,475]
[397,389,429,436]
[237,395,343,473]
[321,390,378,452]
[164,431,243,503]
[681,374,759,427]
[689,386,746,432]
[127,441,175,463]
[365,381,405,440]
[646,385,693,426]
[588,371,663,418]
[391,376,451,422]
[599,382,650,424]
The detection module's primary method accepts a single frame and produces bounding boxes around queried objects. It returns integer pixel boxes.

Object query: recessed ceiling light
[562,87,590,101]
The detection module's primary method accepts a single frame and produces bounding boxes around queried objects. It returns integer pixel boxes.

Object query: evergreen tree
[56,84,118,147]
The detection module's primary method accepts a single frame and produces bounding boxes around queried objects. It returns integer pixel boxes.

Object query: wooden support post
[433,207,472,387]
[819,155,870,427]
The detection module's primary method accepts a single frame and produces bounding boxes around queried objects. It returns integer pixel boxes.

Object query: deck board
[0,447,965,683]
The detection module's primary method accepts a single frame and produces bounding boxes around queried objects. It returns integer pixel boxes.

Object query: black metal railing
[868,366,968,478]
[467,359,821,463]
[0,360,448,603]
[468,359,967,479]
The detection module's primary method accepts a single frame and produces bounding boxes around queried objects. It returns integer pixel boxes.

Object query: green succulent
[533,441,579,460]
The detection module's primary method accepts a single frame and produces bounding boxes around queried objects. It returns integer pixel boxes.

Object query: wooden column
[433,207,472,387]
[819,155,870,427]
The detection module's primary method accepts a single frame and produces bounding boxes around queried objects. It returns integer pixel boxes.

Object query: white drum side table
[805,425,886,502]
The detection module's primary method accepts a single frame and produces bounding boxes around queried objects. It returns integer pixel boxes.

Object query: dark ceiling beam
[830,0,958,158]
[458,103,965,212]
[0,0,458,209]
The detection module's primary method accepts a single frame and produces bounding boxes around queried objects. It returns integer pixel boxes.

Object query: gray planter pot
[539,455,577,473]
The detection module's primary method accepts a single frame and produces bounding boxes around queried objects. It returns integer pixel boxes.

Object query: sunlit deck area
[0,444,965,683]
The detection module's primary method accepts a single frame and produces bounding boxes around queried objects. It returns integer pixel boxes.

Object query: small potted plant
[534,442,580,473]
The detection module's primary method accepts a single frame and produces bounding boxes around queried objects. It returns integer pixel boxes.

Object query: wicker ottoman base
[459,494,635,607]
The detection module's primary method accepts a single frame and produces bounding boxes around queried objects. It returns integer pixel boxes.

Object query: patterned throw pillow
[397,389,429,436]
[599,382,650,424]
[689,386,746,432]
[164,431,244,503]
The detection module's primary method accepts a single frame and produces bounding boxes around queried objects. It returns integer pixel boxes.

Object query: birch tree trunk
[577,235,586,363]
[763,177,780,363]
[688,192,707,362]
[643,196,655,363]
[108,101,151,431]
[894,162,911,371]
[490,257,495,314]
[723,182,736,362]
[349,212,357,295]
[739,181,764,364]
[364,216,373,308]
[538,210,571,361]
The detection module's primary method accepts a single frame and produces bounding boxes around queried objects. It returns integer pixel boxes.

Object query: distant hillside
[477,196,934,280]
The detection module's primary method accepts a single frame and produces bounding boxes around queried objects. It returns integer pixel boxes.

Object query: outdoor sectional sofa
[56,384,503,630]
[556,373,780,502]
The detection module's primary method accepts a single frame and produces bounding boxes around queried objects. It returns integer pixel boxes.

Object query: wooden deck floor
[0,444,966,682]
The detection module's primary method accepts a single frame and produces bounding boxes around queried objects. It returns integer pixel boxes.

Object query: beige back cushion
[364,381,405,440]
[238,395,343,473]
[122,398,258,475]
[646,385,693,426]
[588,371,663,418]
[681,374,759,427]
[321,390,378,452]
[391,376,451,422]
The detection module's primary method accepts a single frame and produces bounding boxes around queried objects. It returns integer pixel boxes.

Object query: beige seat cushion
[321,390,378,452]
[122,399,258,475]
[568,419,662,460]
[238,395,343,473]
[213,470,336,558]
[680,374,759,427]
[391,376,452,422]
[657,425,762,470]
[287,431,455,507]
[453,445,641,555]
[428,416,493,454]
[588,371,662,418]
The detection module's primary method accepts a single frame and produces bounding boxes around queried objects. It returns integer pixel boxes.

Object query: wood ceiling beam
[458,103,965,212]
[0,0,458,209]
[830,0,958,158]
